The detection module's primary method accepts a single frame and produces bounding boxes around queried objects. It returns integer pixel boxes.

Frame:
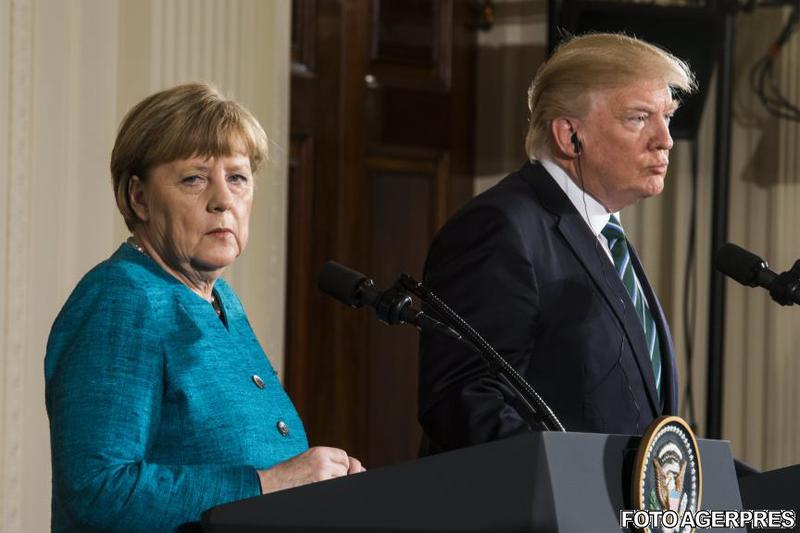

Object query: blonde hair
[110,82,268,230]
[525,33,697,159]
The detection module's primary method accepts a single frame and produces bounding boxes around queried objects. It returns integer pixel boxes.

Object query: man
[418,33,695,451]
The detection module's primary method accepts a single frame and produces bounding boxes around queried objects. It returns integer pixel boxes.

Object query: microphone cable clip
[768,259,800,306]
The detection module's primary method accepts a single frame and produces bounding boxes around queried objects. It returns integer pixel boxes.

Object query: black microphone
[714,243,776,288]
[322,263,565,431]
[714,243,800,306]
[318,261,461,338]
[317,261,379,308]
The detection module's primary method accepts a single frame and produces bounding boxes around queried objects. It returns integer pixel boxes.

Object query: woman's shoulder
[54,243,179,326]
[73,243,179,298]
[86,242,169,284]
[46,245,165,376]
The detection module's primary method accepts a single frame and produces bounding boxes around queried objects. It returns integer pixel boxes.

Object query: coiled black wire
[750,3,800,121]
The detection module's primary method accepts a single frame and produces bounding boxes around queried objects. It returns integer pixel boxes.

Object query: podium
[739,465,800,528]
[202,431,745,532]
[739,464,800,511]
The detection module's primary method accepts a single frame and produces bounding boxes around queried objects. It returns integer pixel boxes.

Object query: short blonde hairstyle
[525,33,697,159]
[111,82,268,230]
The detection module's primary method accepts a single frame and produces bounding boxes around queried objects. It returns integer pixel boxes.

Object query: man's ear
[551,118,581,158]
[128,175,149,222]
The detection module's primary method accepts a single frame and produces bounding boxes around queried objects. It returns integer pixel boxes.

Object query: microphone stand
[768,260,800,306]
[394,274,565,432]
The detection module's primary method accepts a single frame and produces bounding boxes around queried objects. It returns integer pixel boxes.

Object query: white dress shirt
[539,158,617,263]
[538,158,652,310]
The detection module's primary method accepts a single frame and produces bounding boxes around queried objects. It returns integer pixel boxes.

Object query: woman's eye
[229,174,249,184]
[182,175,204,185]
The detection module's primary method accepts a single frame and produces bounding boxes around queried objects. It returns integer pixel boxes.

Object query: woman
[45,83,363,532]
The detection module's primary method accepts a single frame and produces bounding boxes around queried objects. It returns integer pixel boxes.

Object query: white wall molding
[3,0,33,530]
[1,1,291,529]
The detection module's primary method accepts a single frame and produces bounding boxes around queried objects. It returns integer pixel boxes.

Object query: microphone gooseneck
[318,261,460,338]
[318,261,565,432]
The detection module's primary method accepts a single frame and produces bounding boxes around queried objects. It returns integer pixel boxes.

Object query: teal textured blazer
[45,243,309,532]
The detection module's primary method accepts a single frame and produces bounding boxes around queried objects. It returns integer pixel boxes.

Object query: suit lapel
[629,245,678,415]
[519,162,661,415]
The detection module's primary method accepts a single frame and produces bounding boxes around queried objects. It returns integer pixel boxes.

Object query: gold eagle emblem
[654,455,687,511]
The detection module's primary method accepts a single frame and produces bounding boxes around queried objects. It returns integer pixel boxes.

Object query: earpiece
[571,132,582,155]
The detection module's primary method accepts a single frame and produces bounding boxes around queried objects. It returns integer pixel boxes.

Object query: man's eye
[665,114,674,124]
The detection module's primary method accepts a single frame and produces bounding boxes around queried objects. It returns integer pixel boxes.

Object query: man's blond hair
[525,33,697,159]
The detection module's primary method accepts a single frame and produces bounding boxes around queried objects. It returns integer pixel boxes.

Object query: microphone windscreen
[317,261,368,307]
[714,243,766,287]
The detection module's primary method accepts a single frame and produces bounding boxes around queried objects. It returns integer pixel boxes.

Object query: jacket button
[252,375,265,389]
[276,420,289,436]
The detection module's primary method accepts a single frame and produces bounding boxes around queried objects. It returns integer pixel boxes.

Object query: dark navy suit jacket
[418,161,678,451]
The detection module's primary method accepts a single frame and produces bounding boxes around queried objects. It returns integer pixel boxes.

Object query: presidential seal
[631,416,702,533]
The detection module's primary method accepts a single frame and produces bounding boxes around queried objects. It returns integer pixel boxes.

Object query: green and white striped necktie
[601,215,662,398]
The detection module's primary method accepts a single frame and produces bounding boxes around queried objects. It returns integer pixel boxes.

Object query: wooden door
[286,0,476,468]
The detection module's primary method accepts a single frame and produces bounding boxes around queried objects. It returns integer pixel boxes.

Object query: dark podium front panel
[203,431,743,532]
[739,464,800,511]
[739,464,800,532]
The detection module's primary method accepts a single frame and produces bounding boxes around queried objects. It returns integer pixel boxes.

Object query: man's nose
[651,116,673,151]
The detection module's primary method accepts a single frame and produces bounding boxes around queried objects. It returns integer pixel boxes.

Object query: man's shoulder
[452,161,551,225]
[425,161,557,261]
[476,160,542,197]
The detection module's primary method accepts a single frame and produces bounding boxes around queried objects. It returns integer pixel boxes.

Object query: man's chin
[642,176,665,198]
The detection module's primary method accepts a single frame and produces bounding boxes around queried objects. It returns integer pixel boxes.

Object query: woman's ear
[551,118,581,158]
[128,176,149,222]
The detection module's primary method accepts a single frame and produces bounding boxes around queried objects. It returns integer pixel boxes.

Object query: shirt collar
[538,158,619,237]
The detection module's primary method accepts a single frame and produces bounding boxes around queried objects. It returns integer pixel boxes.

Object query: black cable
[681,138,700,432]
[749,2,800,121]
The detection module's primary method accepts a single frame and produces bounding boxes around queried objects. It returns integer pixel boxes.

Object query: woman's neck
[128,234,219,302]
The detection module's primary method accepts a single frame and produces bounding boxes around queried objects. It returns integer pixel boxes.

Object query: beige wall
[0,0,290,530]
[723,9,800,470]
[474,0,548,194]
